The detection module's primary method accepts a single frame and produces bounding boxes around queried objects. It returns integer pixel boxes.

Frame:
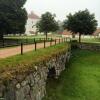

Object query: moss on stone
[0,43,70,82]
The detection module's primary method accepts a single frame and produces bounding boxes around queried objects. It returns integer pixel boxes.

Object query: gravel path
[0,40,59,59]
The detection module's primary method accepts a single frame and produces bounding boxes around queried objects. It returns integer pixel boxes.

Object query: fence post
[21,43,23,55]
[17,39,19,44]
[2,39,4,47]
[55,39,56,45]
[44,39,46,48]
[35,42,37,51]
[59,38,60,44]
[50,38,52,46]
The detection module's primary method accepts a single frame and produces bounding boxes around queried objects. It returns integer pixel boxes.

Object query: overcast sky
[24,0,100,27]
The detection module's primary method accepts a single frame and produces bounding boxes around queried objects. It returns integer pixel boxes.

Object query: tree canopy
[0,0,27,39]
[63,9,98,42]
[36,12,59,39]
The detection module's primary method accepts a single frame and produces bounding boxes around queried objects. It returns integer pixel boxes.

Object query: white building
[25,12,40,35]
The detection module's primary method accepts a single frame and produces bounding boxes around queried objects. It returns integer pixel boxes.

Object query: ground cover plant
[0,43,69,80]
[81,37,100,43]
[72,37,100,44]
[43,49,100,100]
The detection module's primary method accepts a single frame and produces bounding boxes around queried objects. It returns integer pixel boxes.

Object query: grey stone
[21,80,28,87]
[16,89,25,100]
[16,83,21,89]
[0,50,71,100]
[0,85,5,97]
[4,84,15,100]
[22,85,30,95]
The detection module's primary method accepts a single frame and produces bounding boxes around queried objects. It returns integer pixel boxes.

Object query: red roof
[93,28,100,35]
[28,11,40,19]
[62,30,72,35]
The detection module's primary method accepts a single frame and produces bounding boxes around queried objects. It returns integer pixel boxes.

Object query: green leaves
[63,9,98,35]
[0,0,27,39]
[36,12,59,38]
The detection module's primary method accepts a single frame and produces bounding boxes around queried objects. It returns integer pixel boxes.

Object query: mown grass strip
[0,43,69,74]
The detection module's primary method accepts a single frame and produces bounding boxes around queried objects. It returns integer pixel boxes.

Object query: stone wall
[77,43,100,51]
[0,51,71,100]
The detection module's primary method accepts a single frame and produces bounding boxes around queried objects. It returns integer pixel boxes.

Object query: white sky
[24,0,100,27]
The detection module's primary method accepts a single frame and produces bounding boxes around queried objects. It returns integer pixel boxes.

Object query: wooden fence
[20,38,70,55]
[0,38,52,48]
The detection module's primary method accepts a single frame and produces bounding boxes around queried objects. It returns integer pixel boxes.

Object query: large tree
[36,12,59,39]
[0,0,27,39]
[63,9,98,42]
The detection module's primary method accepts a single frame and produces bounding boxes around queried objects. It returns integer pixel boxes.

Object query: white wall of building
[25,18,39,35]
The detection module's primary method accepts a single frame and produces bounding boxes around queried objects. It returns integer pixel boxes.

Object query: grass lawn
[4,34,46,39]
[4,37,52,43]
[81,37,100,43]
[69,36,100,44]
[43,49,100,100]
[0,43,69,80]
[4,34,62,39]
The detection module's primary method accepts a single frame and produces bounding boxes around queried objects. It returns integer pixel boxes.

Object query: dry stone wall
[77,43,100,51]
[0,51,71,100]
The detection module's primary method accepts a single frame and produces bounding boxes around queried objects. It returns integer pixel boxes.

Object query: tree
[57,20,64,34]
[0,0,27,40]
[36,12,59,39]
[63,9,98,42]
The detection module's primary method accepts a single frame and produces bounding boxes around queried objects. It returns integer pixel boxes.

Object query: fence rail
[0,38,71,58]
[19,38,71,55]
[0,38,53,48]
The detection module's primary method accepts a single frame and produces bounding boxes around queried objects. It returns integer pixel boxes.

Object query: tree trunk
[79,33,81,43]
[45,32,48,40]
[72,33,75,38]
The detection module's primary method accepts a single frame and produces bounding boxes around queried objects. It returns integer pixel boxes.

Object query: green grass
[4,35,46,39]
[4,34,62,39]
[0,37,54,49]
[0,43,69,80]
[43,49,100,100]
[81,37,100,43]
[4,37,52,44]
[72,37,100,43]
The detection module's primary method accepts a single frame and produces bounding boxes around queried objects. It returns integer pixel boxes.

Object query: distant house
[25,11,40,35]
[61,29,72,37]
[62,28,100,38]
[93,28,100,36]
